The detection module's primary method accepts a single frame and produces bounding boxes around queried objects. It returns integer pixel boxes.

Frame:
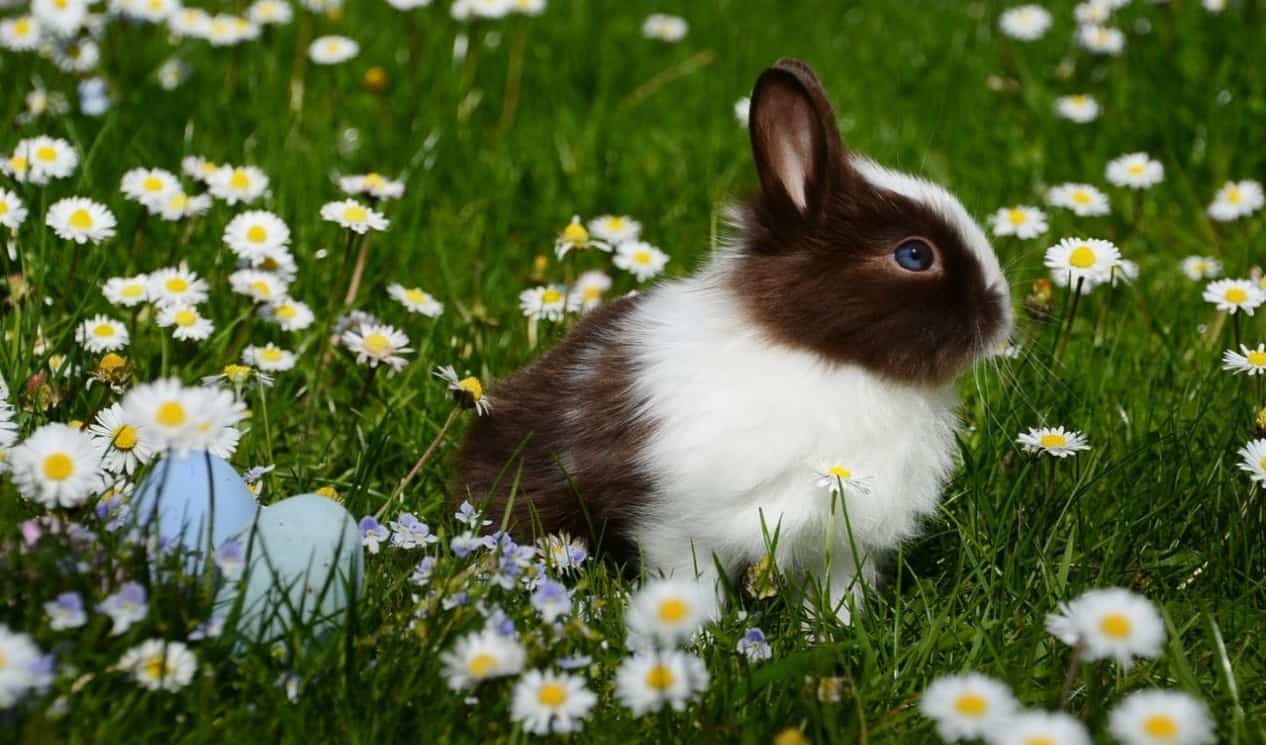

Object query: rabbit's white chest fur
[622,261,959,581]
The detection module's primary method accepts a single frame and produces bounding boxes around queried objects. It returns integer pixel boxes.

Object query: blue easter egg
[228,494,363,645]
[132,451,260,556]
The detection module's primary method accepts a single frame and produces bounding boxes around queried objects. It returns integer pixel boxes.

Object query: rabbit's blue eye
[894,239,934,272]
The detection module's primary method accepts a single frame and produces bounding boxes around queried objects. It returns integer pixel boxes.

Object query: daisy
[51,38,100,74]
[569,270,613,311]
[320,199,388,234]
[1108,689,1214,745]
[247,245,298,280]
[588,215,641,245]
[208,165,269,205]
[388,284,444,317]
[8,423,104,508]
[813,459,873,497]
[0,188,29,231]
[121,379,201,454]
[987,206,1047,240]
[1078,24,1125,55]
[240,344,294,373]
[168,7,211,37]
[24,135,79,182]
[642,13,687,42]
[467,0,513,18]
[264,298,315,331]
[614,241,670,281]
[1046,183,1110,216]
[998,5,1051,41]
[919,673,1018,742]
[510,669,598,736]
[1203,0,1226,10]
[1106,152,1163,190]
[222,210,290,257]
[1055,94,1099,123]
[147,265,210,308]
[120,167,180,204]
[229,269,288,304]
[338,172,404,200]
[125,0,181,22]
[1045,587,1165,666]
[1235,438,1266,485]
[1074,0,1112,25]
[182,386,246,457]
[614,650,709,717]
[1207,180,1264,222]
[440,629,527,690]
[434,365,491,415]
[0,15,43,52]
[1203,278,1266,315]
[88,402,153,475]
[152,190,212,221]
[247,0,294,24]
[76,314,129,353]
[990,710,1090,745]
[1180,256,1222,281]
[103,274,150,307]
[554,215,610,258]
[626,577,716,648]
[385,0,434,8]
[1221,344,1266,376]
[0,625,46,707]
[519,285,569,321]
[32,0,87,37]
[1017,426,1089,457]
[46,197,116,244]
[181,155,222,184]
[342,323,412,371]
[309,35,358,64]
[157,304,214,342]
[117,639,197,692]
[1044,237,1121,287]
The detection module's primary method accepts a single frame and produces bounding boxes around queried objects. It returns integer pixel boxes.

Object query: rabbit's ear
[749,59,846,226]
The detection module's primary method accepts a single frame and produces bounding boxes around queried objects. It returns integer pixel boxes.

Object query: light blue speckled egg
[229,493,363,645]
[132,451,259,557]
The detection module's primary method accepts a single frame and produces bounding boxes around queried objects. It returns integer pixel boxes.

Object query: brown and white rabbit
[455,58,1012,619]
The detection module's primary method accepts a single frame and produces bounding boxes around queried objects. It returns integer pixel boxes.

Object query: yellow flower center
[201,161,219,175]
[537,683,567,708]
[42,452,74,481]
[0,202,7,216]
[9,155,28,173]
[645,664,675,691]
[275,304,297,320]
[69,209,93,229]
[364,172,385,188]
[222,364,253,384]
[633,250,653,265]
[259,347,283,363]
[143,656,168,680]
[113,425,138,450]
[827,465,852,479]
[165,277,189,293]
[1068,246,1096,268]
[14,18,30,35]
[122,283,144,298]
[168,193,188,210]
[1127,163,1145,175]
[1143,714,1179,740]
[363,332,391,356]
[1099,612,1132,639]
[246,225,268,243]
[157,402,186,427]
[36,146,57,162]
[953,693,988,717]
[1227,187,1242,205]
[1039,433,1067,448]
[582,286,602,301]
[1225,288,1248,304]
[174,309,197,327]
[404,288,428,304]
[467,653,496,678]
[1248,351,1266,367]
[1024,739,1056,745]
[93,323,115,338]
[323,40,341,55]
[343,205,368,223]
[607,217,625,230]
[541,288,563,304]
[143,176,165,192]
[250,280,271,298]
[562,222,588,245]
[1008,208,1027,225]
[229,169,250,190]
[458,377,483,401]
[1072,190,1092,205]
[657,598,688,624]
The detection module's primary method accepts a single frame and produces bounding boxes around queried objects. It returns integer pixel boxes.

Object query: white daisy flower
[0,15,43,52]
[0,625,46,707]
[642,13,687,42]
[510,669,598,736]
[813,459,873,497]
[614,650,709,717]
[46,197,116,244]
[181,155,222,184]
[1207,180,1264,222]
[168,7,211,38]
[1180,256,1222,281]
[1017,426,1090,457]
[511,0,545,15]
[1202,0,1226,11]
[1108,689,1214,745]
[223,210,291,258]
[338,172,404,200]
[243,343,296,372]
[1235,438,1266,485]
[342,323,412,371]
[184,386,247,457]
[466,0,513,19]
[247,0,293,24]
[1222,344,1266,376]
[999,5,1052,41]
[734,96,751,127]
[568,270,613,311]
[1078,24,1125,55]
[157,304,214,342]
[440,629,526,691]
[117,639,197,692]
[0,188,29,231]
[385,0,434,8]
[309,35,358,64]
[1046,183,1110,216]
[204,14,259,46]
[87,403,153,475]
[990,710,1090,745]
[76,314,129,353]
[434,365,491,415]
[103,274,150,307]
[588,215,641,245]
[1055,94,1099,123]
[147,265,210,308]
[987,206,1048,240]
[1045,587,1165,666]
[614,241,670,281]
[122,0,181,22]
[387,284,444,317]
[320,199,388,234]
[919,673,1018,743]
[554,215,610,258]
[51,37,100,73]
[208,165,269,205]
[120,379,208,455]
[120,167,181,204]
[264,298,315,331]
[23,135,79,182]
[519,285,569,321]
[1106,152,1163,190]
[32,0,88,37]
[229,269,289,304]
[1202,278,1266,315]
[8,423,104,508]
[1044,237,1121,288]
[150,190,212,221]
[1074,0,1113,25]
[626,577,716,648]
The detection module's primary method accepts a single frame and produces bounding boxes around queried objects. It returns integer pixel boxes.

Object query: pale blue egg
[227,494,363,645]
[132,451,259,556]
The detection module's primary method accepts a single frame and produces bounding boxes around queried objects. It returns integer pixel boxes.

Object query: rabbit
[454,58,1013,620]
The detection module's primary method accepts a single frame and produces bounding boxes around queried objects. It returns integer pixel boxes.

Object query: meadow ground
[1,0,1265,743]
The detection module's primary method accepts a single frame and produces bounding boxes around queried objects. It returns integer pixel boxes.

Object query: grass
[2,0,1265,742]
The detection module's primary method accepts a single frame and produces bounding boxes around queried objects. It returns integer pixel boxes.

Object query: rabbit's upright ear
[749,59,846,228]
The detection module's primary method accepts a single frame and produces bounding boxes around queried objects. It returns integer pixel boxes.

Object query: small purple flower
[484,605,517,637]
[389,513,439,550]
[441,591,468,610]
[737,627,772,662]
[531,579,572,622]
[451,531,496,558]
[556,654,592,670]
[359,516,389,555]
[409,556,436,586]
[189,612,226,640]
[44,592,86,631]
[97,582,147,636]
[214,540,245,581]
[29,653,56,693]
[454,500,492,528]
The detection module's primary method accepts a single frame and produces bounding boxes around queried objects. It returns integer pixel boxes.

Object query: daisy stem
[355,364,378,410]
[342,231,374,307]
[1057,642,1084,709]
[1232,312,1242,349]
[68,241,82,285]
[497,28,528,133]
[385,406,462,516]
[1055,278,1085,362]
